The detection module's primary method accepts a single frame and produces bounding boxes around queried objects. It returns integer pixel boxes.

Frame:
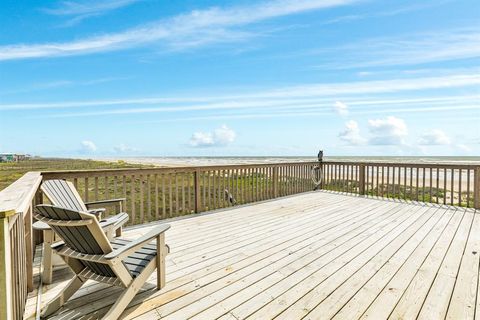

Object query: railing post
[25,204,34,292]
[273,166,278,198]
[320,163,325,190]
[194,169,201,213]
[0,212,14,320]
[475,167,480,210]
[359,164,366,195]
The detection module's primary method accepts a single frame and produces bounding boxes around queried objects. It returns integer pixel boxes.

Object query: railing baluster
[451,168,454,206]
[443,168,447,205]
[467,169,471,207]
[139,174,144,223]
[155,174,159,219]
[94,177,99,201]
[422,167,425,202]
[256,168,260,201]
[104,176,108,200]
[147,174,151,220]
[475,167,480,209]
[415,167,419,201]
[202,171,206,210]
[458,169,462,207]
[113,175,117,198]
[162,174,166,219]
[429,168,432,204]
[408,167,412,200]
[235,169,239,202]
[188,172,192,212]
[392,166,395,198]
[181,173,185,213]
[84,177,89,202]
[194,170,201,213]
[212,170,217,208]
[168,173,173,217]
[206,171,211,209]
[398,166,401,199]
[131,174,136,222]
[362,164,372,195]
[251,168,255,200]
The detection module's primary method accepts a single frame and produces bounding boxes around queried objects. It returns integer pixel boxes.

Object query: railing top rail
[39,160,480,179]
[41,161,319,179]
[323,161,479,169]
[0,171,42,218]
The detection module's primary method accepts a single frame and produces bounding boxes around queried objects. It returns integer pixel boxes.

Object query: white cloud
[0,0,357,61]
[189,125,236,148]
[43,0,142,25]
[80,140,97,152]
[3,73,478,119]
[418,129,451,145]
[334,101,349,116]
[368,116,408,145]
[213,125,237,146]
[314,28,480,69]
[455,144,472,152]
[321,1,454,26]
[190,132,214,147]
[113,143,138,153]
[338,120,365,145]
[44,0,140,16]
[417,130,473,153]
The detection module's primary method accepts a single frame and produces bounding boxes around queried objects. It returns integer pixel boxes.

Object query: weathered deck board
[24,191,478,320]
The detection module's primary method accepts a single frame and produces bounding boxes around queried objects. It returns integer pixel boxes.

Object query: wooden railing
[322,162,480,208]
[0,172,42,320]
[41,161,480,227]
[41,162,318,225]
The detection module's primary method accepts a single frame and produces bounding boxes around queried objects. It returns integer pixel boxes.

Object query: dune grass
[0,158,150,191]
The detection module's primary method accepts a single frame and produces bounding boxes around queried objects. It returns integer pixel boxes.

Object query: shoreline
[99,156,480,168]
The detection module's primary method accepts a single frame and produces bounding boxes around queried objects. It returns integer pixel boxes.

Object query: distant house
[0,153,30,162]
[0,153,15,162]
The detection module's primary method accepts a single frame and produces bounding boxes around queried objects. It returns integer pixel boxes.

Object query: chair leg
[102,260,156,320]
[115,226,122,237]
[41,276,84,318]
[42,230,54,285]
[157,234,166,290]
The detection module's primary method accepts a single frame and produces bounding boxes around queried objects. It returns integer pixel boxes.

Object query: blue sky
[0,0,479,157]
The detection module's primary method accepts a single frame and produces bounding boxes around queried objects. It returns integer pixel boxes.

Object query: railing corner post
[474,167,480,210]
[273,166,278,198]
[359,164,366,195]
[194,169,201,213]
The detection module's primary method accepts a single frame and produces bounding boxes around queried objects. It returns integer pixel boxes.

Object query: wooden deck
[25,191,480,320]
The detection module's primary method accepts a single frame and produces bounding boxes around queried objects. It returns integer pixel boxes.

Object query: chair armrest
[105,224,170,260]
[99,212,129,229]
[85,198,126,211]
[88,208,106,218]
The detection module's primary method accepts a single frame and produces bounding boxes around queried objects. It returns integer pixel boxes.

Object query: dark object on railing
[224,189,237,205]
[317,150,324,162]
[312,150,324,190]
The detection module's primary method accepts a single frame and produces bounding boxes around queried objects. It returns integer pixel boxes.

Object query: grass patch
[0,158,151,191]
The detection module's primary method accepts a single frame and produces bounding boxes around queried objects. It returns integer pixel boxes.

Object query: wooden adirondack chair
[35,204,170,320]
[41,179,127,237]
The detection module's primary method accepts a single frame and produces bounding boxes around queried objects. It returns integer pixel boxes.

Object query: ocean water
[105,156,480,167]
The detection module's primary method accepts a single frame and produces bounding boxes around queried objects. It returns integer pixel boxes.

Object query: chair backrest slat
[41,180,87,212]
[36,205,116,277]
